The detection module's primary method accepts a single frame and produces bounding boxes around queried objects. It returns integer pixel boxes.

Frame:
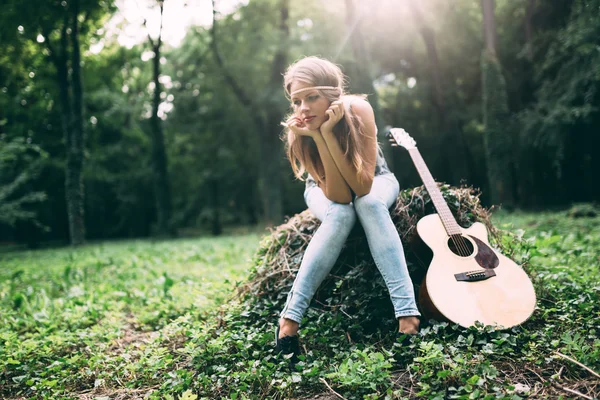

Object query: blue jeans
[280,173,421,324]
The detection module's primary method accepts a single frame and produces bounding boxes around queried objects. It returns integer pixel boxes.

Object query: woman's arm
[311,133,353,204]
[320,99,378,197]
[284,114,352,204]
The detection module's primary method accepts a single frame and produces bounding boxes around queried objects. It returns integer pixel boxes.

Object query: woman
[276,56,420,362]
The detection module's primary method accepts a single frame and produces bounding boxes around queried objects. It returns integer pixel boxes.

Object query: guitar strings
[450,234,465,256]
[459,235,469,256]
[390,133,472,257]
[456,234,469,256]
[456,235,469,257]
[445,226,462,255]
[452,235,465,256]
[450,233,469,257]
[456,235,470,256]
[442,213,469,256]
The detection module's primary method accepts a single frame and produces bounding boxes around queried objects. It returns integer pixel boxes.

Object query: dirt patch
[75,385,158,400]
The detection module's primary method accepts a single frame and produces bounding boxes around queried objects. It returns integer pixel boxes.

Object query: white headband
[290,86,340,96]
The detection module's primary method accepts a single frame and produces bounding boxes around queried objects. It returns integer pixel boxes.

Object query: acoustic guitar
[387,128,536,328]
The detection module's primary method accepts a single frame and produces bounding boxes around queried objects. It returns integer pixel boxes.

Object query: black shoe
[275,326,301,367]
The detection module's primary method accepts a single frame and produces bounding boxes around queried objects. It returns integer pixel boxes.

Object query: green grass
[1,209,599,399]
[0,234,262,399]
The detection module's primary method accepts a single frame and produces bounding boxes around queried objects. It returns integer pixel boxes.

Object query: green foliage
[0,233,260,398]
[164,30,263,230]
[1,210,599,399]
[519,0,600,159]
[326,349,393,394]
[2,0,599,243]
[0,135,48,228]
[516,0,600,203]
[169,209,600,399]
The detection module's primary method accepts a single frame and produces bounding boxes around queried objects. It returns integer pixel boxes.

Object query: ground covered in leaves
[1,189,599,400]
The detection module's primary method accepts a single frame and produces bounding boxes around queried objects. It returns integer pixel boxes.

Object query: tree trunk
[482,0,498,57]
[209,178,222,235]
[66,1,86,245]
[524,0,536,61]
[259,0,289,226]
[149,3,174,236]
[259,118,284,225]
[46,17,75,244]
[481,0,515,208]
[210,0,287,226]
[409,1,470,184]
[408,2,446,128]
[245,180,258,225]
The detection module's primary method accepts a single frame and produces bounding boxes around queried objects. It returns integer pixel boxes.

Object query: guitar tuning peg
[391,143,398,147]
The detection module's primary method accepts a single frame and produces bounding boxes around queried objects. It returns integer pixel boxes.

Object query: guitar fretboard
[408,148,462,236]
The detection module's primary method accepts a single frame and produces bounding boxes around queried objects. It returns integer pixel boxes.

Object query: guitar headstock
[387,127,417,150]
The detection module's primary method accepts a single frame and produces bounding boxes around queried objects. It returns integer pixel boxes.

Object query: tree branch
[319,378,348,400]
[135,0,155,48]
[143,17,155,48]
[157,0,163,50]
[555,351,600,379]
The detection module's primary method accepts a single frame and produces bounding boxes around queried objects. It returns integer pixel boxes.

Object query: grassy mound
[239,184,503,336]
[184,185,574,400]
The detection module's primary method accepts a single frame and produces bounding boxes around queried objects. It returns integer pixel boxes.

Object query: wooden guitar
[387,128,536,328]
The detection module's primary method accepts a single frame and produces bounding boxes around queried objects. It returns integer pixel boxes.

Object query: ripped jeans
[280,173,421,324]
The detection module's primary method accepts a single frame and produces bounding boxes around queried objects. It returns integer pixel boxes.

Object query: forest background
[1,0,598,247]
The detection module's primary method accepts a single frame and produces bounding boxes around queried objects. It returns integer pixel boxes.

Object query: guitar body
[386,127,537,328]
[417,214,536,328]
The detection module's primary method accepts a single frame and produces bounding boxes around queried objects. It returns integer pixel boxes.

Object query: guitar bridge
[455,269,496,282]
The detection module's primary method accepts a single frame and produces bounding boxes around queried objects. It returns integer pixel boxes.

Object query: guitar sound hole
[447,235,474,257]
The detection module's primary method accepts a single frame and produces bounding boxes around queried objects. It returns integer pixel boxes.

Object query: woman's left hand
[320,100,345,133]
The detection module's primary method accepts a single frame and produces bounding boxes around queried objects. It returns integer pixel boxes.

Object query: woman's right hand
[284,116,319,138]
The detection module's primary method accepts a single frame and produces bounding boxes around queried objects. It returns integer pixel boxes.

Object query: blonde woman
[277,56,420,363]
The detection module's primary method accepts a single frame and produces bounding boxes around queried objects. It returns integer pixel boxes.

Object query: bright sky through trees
[93,0,248,53]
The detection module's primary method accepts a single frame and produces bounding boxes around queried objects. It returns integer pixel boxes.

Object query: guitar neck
[407,148,462,236]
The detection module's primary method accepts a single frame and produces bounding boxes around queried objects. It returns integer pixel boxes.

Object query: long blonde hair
[281,56,374,187]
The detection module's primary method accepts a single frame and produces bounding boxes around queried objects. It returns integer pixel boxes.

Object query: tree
[343,0,394,171]
[481,0,515,207]
[408,0,470,183]
[83,43,157,239]
[0,136,48,231]
[210,0,290,226]
[517,0,600,205]
[142,0,174,236]
[40,0,89,245]
[1,0,115,245]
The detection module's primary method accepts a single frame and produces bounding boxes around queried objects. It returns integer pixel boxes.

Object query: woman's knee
[324,202,357,227]
[354,192,388,216]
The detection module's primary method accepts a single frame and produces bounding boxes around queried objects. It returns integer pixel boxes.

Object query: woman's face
[289,80,332,130]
